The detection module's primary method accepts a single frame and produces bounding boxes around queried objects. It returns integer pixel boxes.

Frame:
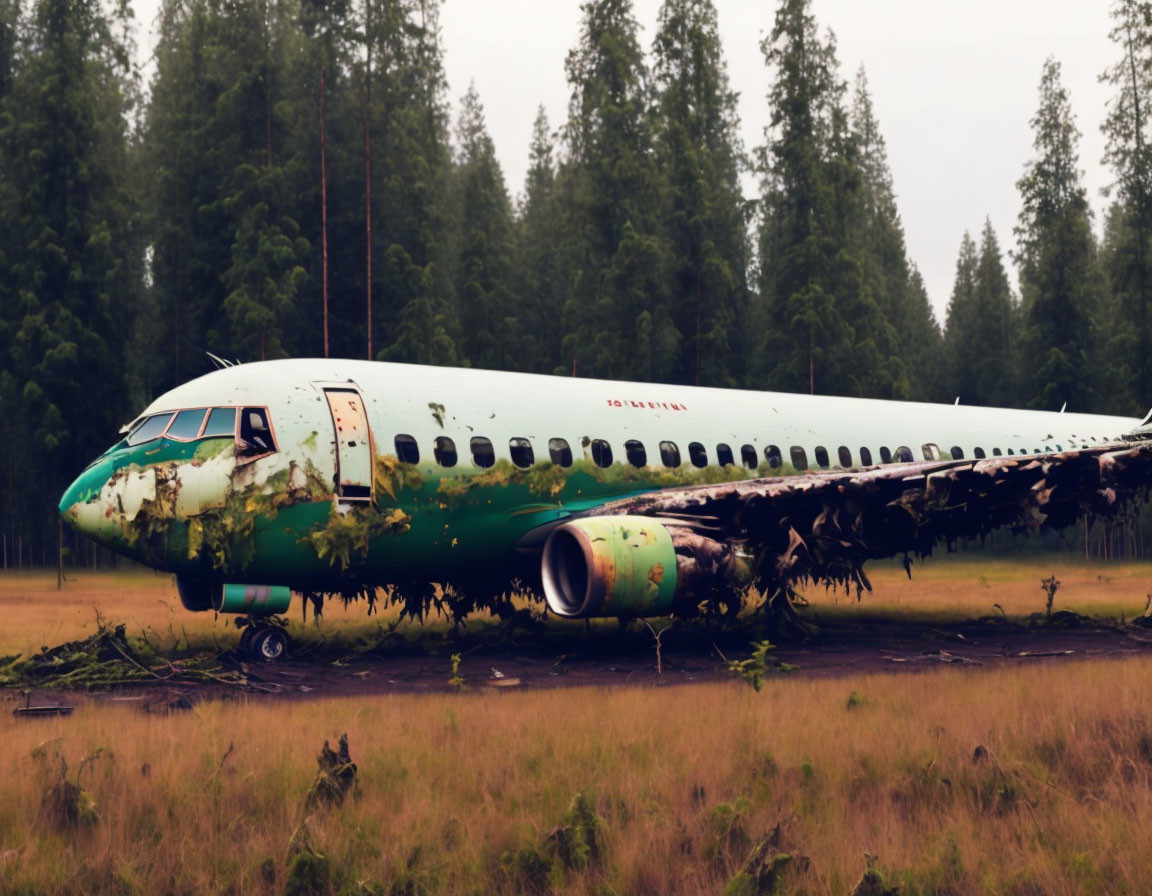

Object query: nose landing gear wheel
[240,625,289,662]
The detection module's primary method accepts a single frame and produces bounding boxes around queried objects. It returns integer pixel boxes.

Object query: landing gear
[237,620,289,662]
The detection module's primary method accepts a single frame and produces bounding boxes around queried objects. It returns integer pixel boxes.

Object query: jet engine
[540,515,737,618]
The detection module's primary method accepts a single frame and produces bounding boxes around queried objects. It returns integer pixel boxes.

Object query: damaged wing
[591,441,1152,605]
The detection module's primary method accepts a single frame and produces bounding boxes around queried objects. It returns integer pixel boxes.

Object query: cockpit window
[166,408,208,441]
[202,407,237,438]
[126,413,174,446]
[238,407,275,457]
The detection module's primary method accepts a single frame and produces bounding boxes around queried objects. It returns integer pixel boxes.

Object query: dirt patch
[5,616,1152,710]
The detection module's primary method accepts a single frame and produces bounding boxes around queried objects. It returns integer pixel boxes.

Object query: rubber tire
[238,626,257,657]
[250,627,288,663]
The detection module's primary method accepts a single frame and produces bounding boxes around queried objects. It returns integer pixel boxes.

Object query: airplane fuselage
[59,359,1141,613]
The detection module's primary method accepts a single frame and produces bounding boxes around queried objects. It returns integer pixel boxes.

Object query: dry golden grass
[4,660,1152,893]
[0,569,406,659]
[2,555,1149,658]
[2,560,1152,894]
[806,556,1152,624]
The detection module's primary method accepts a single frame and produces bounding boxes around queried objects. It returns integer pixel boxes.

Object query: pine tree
[1101,0,1152,411]
[512,106,566,373]
[849,67,941,400]
[756,0,898,398]
[369,0,457,366]
[651,0,749,387]
[0,0,140,553]
[222,164,309,361]
[558,0,676,382]
[943,221,1019,407]
[447,82,517,370]
[1015,57,1102,413]
[144,0,309,384]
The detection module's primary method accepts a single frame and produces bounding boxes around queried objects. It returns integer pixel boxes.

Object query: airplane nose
[58,459,114,540]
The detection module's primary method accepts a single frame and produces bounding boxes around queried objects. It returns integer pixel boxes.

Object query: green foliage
[446,652,464,689]
[1101,0,1152,412]
[547,791,604,871]
[727,640,793,691]
[755,0,907,400]
[652,0,750,387]
[1016,58,1102,413]
[285,823,334,896]
[706,795,752,864]
[32,744,108,830]
[943,222,1020,408]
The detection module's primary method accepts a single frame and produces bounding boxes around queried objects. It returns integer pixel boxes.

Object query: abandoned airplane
[58,359,1152,660]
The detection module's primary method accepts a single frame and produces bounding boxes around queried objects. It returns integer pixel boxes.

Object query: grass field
[2,554,1149,658]
[1,559,1152,894]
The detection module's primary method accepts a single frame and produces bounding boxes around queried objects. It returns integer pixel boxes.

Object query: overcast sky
[135,1,1119,324]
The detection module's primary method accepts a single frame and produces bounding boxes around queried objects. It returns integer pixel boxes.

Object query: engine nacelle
[542,515,679,617]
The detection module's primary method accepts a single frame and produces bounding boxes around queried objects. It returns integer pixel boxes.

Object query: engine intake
[542,515,738,618]
[542,516,677,617]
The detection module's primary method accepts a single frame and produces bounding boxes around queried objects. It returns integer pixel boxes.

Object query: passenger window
[434,436,457,467]
[509,437,534,468]
[741,444,758,469]
[591,439,613,468]
[859,447,873,466]
[895,446,913,463]
[239,408,275,456]
[837,446,852,467]
[974,447,986,459]
[717,444,734,467]
[660,441,681,468]
[992,448,1003,456]
[790,446,808,471]
[814,446,829,468]
[922,443,941,461]
[549,438,572,467]
[126,413,174,446]
[879,446,893,464]
[471,436,495,468]
[202,407,237,438]
[624,439,646,467]
[689,442,707,468]
[166,408,207,441]
[1007,448,1015,456]
[765,445,782,469]
[950,446,964,459]
[394,434,420,464]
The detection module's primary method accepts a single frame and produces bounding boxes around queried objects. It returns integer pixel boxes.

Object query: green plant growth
[284,823,333,896]
[447,653,465,690]
[548,791,604,871]
[727,641,796,691]
[32,743,109,830]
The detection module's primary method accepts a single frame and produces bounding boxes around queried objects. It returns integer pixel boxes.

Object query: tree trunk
[364,22,373,361]
[320,66,330,358]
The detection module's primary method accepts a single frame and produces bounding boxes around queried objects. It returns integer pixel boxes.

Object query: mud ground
[6,615,1152,713]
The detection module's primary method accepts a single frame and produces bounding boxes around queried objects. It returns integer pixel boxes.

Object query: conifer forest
[2,0,1152,562]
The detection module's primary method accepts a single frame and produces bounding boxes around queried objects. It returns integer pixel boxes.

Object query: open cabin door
[322,387,373,502]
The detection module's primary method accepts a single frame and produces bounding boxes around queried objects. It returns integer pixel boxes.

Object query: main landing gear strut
[237,620,289,662]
